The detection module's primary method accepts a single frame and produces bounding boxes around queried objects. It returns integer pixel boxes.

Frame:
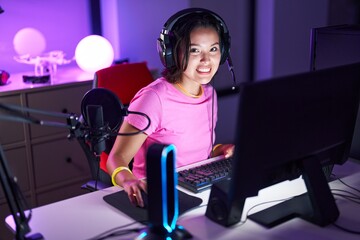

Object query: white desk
[5,160,360,240]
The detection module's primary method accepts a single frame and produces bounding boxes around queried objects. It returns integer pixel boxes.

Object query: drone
[14,50,74,76]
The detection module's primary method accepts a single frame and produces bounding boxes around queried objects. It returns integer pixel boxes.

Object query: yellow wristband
[212,144,223,152]
[111,166,132,187]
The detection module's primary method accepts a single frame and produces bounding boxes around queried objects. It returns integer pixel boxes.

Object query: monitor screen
[310,24,360,159]
[205,62,360,227]
[310,24,360,71]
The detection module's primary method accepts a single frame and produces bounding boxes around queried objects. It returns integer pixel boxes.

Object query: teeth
[198,68,210,73]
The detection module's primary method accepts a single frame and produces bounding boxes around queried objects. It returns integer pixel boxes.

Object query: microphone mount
[0,89,152,238]
[0,102,106,239]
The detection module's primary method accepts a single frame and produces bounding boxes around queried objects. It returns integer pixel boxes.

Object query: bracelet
[212,144,223,152]
[111,166,133,187]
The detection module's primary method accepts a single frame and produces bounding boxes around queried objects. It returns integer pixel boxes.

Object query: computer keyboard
[177,157,232,193]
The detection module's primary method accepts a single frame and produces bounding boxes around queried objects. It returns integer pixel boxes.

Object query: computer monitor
[310,24,360,159]
[310,24,360,71]
[205,62,360,227]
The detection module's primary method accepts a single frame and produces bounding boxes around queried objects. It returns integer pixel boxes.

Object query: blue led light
[160,144,179,233]
[137,231,147,239]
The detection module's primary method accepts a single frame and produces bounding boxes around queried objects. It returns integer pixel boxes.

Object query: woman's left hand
[212,144,235,158]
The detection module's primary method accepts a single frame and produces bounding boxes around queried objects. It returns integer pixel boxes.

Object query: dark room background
[1,0,360,144]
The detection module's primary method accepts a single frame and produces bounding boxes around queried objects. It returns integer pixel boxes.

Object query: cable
[96,228,142,240]
[85,220,145,240]
[233,195,301,228]
[210,81,216,157]
[332,223,360,234]
[337,177,360,194]
[178,195,301,228]
[331,176,360,204]
[332,189,360,204]
[329,176,360,235]
[113,110,151,136]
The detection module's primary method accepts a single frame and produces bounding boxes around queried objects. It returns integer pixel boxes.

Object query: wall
[99,1,254,144]
[0,0,92,74]
[100,0,332,144]
[255,0,329,80]
[1,0,357,143]
[0,0,332,82]
[190,0,253,88]
[101,0,189,75]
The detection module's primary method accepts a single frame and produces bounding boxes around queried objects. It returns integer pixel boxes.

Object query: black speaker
[157,8,231,69]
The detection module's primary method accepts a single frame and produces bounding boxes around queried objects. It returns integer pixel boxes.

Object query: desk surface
[5,160,360,240]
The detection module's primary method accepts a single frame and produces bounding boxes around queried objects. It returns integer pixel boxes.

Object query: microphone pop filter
[81,88,125,132]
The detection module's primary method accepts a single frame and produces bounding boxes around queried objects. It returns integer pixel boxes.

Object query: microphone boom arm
[0,102,79,129]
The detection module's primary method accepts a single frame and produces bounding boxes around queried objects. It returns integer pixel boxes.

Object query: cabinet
[0,67,93,238]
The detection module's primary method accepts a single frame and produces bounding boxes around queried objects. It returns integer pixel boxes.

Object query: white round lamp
[13,27,46,56]
[75,35,114,73]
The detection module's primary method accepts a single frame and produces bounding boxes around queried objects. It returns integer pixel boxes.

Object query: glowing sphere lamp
[13,27,46,56]
[75,35,114,73]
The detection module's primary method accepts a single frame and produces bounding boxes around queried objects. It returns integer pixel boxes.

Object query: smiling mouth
[197,67,211,73]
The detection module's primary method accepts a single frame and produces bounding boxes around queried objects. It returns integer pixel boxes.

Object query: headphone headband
[157,8,231,69]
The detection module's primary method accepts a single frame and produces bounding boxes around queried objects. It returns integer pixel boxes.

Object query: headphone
[157,8,231,69]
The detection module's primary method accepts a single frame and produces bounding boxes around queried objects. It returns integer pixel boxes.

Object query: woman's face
[181,26,221,86]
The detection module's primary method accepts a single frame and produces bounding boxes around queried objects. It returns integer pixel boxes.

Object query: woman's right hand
[107,121,149,207]
[122,178,147,207]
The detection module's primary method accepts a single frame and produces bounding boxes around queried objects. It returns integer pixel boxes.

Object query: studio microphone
[81,88,126,157]
[81,88,151,156]
[85,105,107,156]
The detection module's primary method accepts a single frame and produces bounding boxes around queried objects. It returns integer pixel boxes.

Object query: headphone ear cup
[157,32,175,69]
[157,37,167,67]
[220,32,231,65]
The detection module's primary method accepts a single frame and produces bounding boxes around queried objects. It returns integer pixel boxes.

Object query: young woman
[107,8,234,207]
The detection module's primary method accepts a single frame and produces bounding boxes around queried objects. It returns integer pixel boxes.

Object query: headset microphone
[226,55,237,90]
